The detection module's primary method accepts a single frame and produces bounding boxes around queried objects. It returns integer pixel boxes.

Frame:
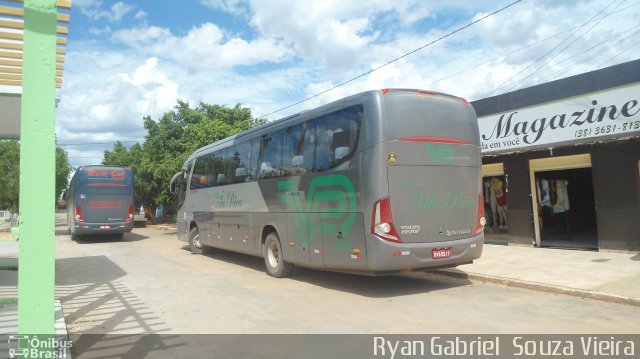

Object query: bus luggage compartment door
[320,213,367,270]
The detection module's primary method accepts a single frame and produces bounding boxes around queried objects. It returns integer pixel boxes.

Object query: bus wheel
[264,231,294,278]
[189,227,203,254]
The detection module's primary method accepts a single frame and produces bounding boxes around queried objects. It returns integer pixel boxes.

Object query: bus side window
[314,117,360,171]
[283,123,306,175]
[231,142,252,183]
[315,120,333,172]
[222,147,234,185]
[326,106,362,169]
[190,156,208,190]
[249,137,260,181]
[303,120,316,171]
[259,131,285,179]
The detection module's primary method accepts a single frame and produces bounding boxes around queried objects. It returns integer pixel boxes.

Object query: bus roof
[188,88,468,159]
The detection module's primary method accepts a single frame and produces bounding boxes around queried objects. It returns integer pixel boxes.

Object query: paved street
[44,220,640,335]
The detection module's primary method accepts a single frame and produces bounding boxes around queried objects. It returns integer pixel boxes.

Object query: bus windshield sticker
[278,174,356,253]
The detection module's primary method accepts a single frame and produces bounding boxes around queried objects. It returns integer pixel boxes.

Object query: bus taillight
[124,206,134,221]
[473,194,486,235]
[75,206,86,222]
[371,197,402,243]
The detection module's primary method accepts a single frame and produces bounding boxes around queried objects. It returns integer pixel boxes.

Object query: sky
[47,0,640,167]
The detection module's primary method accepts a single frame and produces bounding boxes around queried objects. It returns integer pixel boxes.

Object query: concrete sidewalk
[435,243,640,306]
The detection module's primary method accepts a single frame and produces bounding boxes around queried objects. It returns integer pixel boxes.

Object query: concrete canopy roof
[0,0,70,139]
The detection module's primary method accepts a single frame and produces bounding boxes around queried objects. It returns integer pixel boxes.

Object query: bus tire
[188,227,203,254]
[263,231,294,278]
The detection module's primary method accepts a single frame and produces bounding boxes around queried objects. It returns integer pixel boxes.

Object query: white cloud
[118,57,181,115]
[200,0,247,16]
[56,52,182,166]
[134,10,148,20]
[88,25,112,36]
[77,0,134,23]
[272,0,640,109]
[248,0,385,70]
[112,23,293,70]
[57,0,640,166]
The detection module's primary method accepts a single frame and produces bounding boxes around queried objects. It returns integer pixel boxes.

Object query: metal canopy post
[18,0,58,334]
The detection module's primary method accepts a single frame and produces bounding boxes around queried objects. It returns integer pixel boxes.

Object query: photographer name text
[373,336,635,358]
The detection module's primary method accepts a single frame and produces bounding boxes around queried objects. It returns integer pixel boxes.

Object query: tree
[103,100,266,215]
[102,141,149,208]
[0,140,20,212]
[0,140,70,211]
[102,141,134,166]
[56,146,72,202]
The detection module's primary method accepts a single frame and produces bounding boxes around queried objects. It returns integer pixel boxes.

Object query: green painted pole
[18,0,58,335]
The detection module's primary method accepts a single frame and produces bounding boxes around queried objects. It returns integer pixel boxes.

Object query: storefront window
[483,176,508,233]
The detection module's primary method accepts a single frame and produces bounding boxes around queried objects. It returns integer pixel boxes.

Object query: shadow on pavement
[291,269,472,298]
[73,232,149,244]
[55,255,177,358]
[187,245,472,298]
[56,229,71,236]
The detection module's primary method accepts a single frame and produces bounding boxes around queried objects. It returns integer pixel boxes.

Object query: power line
[431,31,569,86]
[425,2,638,94]
[500,0,627,93]
[535,25,640,84]
[598,35,640,65]
[59,140,140,146]
[257,0,523,119]
[431,0,639,88]
[481,0,623,98]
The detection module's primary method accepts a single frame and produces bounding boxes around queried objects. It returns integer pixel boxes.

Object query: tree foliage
[0,140,20,211]
[0,140,72,211]
[56,146,72,201]
[103,101,266,211]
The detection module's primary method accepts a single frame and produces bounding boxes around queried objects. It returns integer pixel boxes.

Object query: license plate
[100,225,111,229]
[432,248,451,259]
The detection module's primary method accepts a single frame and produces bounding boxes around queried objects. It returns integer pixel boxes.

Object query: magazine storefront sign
[478,83,640,153]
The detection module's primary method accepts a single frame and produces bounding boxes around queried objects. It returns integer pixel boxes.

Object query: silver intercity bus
[170,89,485,277]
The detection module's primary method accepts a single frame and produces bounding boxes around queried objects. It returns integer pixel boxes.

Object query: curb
[433,269,640,307]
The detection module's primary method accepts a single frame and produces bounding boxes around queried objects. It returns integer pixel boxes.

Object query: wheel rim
[267,240,280,269]
[193,232,202,249]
